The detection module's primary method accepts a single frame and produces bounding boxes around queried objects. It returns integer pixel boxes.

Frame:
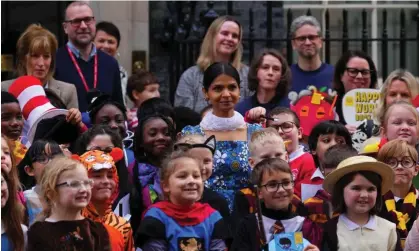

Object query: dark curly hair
[247,48,291,100]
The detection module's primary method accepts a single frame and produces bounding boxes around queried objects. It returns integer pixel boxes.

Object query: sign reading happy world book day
[342,88,380,126]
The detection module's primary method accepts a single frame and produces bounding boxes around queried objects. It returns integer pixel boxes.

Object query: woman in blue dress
[182,62,261,210]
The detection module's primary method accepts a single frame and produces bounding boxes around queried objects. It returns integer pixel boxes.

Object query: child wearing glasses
[136,151,227,250]
[17,140,63,225]
[27,156,113,251]
[266,107,316,199]
[377,139,419,247]
[232,128,305,233]
[231,158,319,251]
[78,148,134,251]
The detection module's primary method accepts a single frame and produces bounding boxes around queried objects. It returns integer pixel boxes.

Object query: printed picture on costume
[268,232,305,251]
[178,237,204,251]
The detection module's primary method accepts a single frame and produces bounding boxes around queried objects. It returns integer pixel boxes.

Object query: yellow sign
[342,88,380,125]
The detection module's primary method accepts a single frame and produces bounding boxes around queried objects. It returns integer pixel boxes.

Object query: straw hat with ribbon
[323,155,394,195]
[8,76,69,144]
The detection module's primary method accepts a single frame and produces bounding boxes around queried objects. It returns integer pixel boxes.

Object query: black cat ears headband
[174,135,216,154]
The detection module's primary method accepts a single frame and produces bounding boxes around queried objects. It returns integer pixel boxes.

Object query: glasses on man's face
[65,16,95,28]
[293,35,320,43]
[345,68,372,78]
[261,180,294,193]
[56,179,94,190]
[385,156,416,169]
[268,121,295,134]
[33,155,52,165]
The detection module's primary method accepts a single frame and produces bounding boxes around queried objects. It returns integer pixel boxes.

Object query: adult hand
[247,107,266,123]
[66,108,82,127]
[304,244,320,251]
[345,124,357,135]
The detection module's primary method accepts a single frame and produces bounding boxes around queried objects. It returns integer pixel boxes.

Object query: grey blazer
[1,78,79,109]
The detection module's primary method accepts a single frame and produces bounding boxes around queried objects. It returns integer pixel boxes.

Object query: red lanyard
[67,45,98,92]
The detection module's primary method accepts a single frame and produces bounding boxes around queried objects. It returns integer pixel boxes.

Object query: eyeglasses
[293,35,320,43]
[33,155,52,165]
[268,121,296,133]
[345,68,372,78]
[56,179,94,189]
[64,16,95,27]
[260,180,294,193]
[385,156,416,169]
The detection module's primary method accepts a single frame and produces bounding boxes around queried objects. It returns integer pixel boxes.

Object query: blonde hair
[176,134,206,145]
[16,24,58,81]
[196,16,243,71]
[249,128,285,156]
[377,139,418,163]
[375,69,419,124]
[37,156,84,221]
[382,102,419,141]
[160,151,202,199]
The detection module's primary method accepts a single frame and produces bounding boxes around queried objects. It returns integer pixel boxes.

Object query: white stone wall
[89,1,149,76]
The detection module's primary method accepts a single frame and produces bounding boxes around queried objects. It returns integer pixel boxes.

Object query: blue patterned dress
[182,124,261,211]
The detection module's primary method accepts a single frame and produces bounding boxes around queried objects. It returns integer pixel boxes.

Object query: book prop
[289,86,337,136]
[268,232,305,251]
[341,88,380,127]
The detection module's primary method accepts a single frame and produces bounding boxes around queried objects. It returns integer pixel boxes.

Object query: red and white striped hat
[8,76,68,144]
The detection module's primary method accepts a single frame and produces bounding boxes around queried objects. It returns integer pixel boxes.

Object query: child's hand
[66,108,82,126]
[304,244,320,251]
[247,106,266,123]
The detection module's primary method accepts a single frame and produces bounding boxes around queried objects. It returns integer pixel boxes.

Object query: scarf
[151,201,216,226]
[384,185,417,247]
[200,111,246,131]
[304,189,338,224]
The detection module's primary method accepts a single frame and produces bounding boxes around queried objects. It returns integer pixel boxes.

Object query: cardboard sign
[342,88,380,126]
[289,87,337,136]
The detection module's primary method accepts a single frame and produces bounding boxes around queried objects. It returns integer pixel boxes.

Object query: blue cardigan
[54,46,124,112]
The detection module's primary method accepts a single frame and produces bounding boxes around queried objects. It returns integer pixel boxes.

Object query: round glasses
[385,156,416,169]
[260,180,294,193]
[269,121,295,133]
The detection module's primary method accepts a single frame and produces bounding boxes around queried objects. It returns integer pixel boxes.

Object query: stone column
[88,1,149,75]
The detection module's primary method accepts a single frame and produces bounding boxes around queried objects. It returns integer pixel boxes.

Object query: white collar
[340,214,377,231]
[311,168,324,180]
[289,145,305,162]
[200,111,246,131]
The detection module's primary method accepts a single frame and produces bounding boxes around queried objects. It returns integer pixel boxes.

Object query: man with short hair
[290,15,334,93]
[55,1,123,112]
